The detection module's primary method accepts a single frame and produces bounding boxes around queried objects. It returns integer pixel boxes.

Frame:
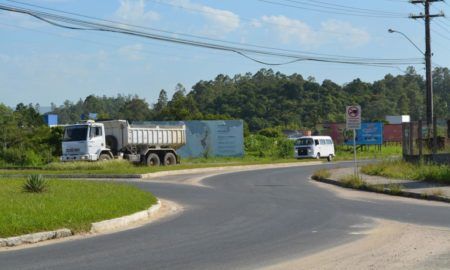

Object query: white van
[294,136,335,161]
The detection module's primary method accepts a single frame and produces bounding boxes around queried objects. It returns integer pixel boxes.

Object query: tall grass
[362,160,450,184]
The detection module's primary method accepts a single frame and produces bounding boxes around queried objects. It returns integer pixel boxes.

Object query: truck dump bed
[102,120,186,151]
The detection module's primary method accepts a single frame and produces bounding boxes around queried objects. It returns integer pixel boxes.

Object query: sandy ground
[263,218,450,270]
[260,181,450,270]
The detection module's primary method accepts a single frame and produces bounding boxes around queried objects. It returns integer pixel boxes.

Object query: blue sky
[0,0,449,107]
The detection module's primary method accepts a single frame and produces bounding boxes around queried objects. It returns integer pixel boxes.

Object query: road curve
[2,163,450,270]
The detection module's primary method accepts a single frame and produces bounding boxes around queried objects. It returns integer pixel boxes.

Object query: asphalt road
[2,163,450,270]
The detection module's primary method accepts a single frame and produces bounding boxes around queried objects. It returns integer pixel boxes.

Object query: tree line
[1,67,449,166]
[51,67,450,131]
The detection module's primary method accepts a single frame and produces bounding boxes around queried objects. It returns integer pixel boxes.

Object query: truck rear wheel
[163,152,177,166]
[146,153,160,166]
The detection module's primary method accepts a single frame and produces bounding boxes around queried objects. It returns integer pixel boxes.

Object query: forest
[1,67,449,165]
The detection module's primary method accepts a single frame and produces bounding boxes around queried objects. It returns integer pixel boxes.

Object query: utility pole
[410,0,444,140]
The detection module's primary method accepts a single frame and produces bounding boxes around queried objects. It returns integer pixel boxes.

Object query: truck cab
[61,121,111,161]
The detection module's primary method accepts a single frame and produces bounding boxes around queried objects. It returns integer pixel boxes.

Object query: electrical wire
[6,0,406,59]
[0,3,423,67]
[280,0,406,16]
[257,0,408,18]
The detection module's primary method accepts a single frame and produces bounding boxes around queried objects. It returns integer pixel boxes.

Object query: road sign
[346,105,361,177]
[346,105,361,130]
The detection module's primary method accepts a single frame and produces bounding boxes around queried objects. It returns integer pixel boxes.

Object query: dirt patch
[263,218,450,270]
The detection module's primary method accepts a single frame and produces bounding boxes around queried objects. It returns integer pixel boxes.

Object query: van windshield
[63,126,88,142]
[295,138,313,146]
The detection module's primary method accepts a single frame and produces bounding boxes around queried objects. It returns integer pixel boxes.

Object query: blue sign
[43,114,58,127]
[345,122,383,145]
[139,120,244,158]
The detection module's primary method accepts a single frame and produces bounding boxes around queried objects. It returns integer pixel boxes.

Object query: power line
[257,0,407,18]
[280,0,406,16]
[0,3,423,67]
[5,0,404,60]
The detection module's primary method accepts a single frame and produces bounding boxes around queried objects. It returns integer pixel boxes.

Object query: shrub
[276,139,294,158]
[23,174,48,193]
[258,127,283,138]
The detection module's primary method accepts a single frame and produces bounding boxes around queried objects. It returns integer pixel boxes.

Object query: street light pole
[409,0,444,154]
[388,29,424,55]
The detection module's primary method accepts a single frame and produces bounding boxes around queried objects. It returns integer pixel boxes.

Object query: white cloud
[168,0,240,37]
[321,20,370,47]
[115,0,160,26]
[260,15,320,46]
[118,43,144,61]
[254,15,370,48]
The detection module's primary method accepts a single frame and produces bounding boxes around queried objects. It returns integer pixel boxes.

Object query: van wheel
[163,153,177,166]
[99,153,111,161]
[327,154,333,162]
[316,153,321,159]
[146,153,160,166]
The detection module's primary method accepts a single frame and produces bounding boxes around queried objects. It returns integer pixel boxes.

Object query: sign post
[346,106,361,176]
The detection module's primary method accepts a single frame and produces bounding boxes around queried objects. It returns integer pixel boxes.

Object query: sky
[0,0,449,108]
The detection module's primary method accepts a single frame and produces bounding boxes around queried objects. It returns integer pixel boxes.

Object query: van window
[295,138,313,146]
[327,139,333,145]
[320,139,325,145]
[314,139,319,145]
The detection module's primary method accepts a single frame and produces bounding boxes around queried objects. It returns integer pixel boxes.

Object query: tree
[154,89,168,114]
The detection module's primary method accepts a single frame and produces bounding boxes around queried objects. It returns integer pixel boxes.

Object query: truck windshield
[63,126,88,142]
[295,138,313,146]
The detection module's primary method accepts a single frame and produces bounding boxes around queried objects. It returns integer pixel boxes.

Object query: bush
[276,139,294,158]
[23,174,48,193]
[244,134,294,159]
[258,127,283,138]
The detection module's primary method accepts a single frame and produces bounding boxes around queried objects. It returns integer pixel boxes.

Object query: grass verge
[0,178,157,238]
[338,174,406,196]
[334,145,401,161]
[311,169,331,181]
[362,160,450,184]
[0,157,313,176]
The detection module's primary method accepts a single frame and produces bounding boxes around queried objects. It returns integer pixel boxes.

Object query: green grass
[338,174,406,195]
[340,174,366,189]
[334,145,402,161]
[0,145,403,177]
[311,169,331,180]
[0,157,314,176]
[0,178,156,238]
[361,160,450,184]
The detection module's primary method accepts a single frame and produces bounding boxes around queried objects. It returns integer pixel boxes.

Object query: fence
[402,118,450,164]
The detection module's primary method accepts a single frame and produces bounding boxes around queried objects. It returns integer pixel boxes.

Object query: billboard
[345,122,383,145]
[141,120,244,158]
[383,124,402,143]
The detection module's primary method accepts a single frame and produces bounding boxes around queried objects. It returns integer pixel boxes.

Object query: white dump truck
[61,120,186,166]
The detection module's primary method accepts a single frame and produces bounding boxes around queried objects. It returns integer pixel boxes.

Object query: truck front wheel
[163,152,177,166]
[146,153,160,166]
[99,153,111,161]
